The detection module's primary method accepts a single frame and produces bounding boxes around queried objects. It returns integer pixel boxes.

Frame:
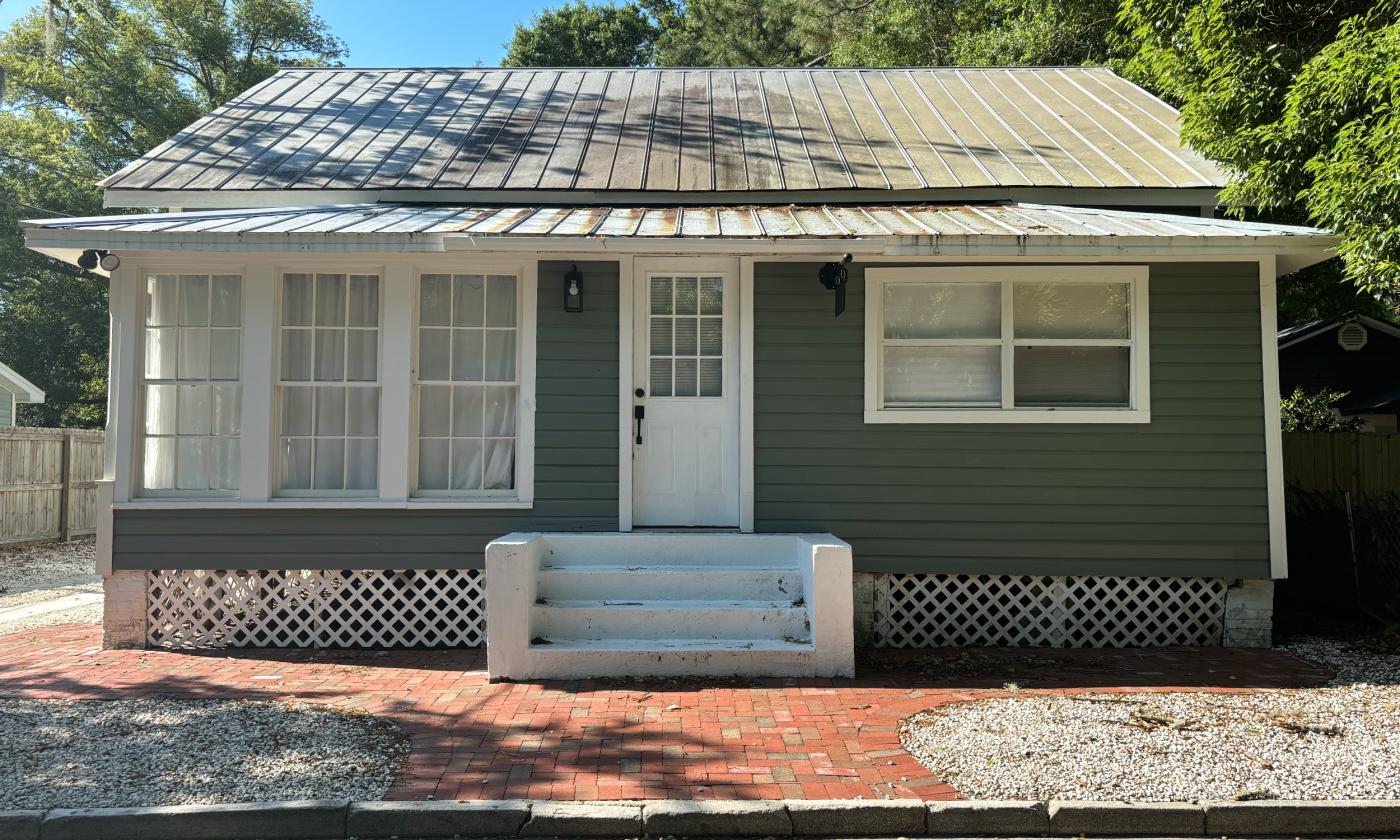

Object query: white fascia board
[0,362,44,403]
[101,186,1226,210]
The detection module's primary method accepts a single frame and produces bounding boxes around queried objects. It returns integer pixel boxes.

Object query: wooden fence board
[1284,431,1400,495]
[0,428,105,545]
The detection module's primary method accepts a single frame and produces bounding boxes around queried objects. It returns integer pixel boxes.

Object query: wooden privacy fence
[1284,431,1400,494]
[0,427,104,545]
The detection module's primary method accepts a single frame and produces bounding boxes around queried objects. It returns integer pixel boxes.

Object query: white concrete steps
[532,601,810,642]
[534,533,807,567]
[532,637,813,651]
[486,532,854,679]
[536,565,803,602]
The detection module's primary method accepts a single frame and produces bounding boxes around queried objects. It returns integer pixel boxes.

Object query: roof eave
[25,227,1338,267]
[0,363,45,404]
[99,185,1227,211]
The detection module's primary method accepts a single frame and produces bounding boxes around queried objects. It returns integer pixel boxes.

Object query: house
[1279,312,1400,433]
[0,361,45,427]
[21,67,1337,676]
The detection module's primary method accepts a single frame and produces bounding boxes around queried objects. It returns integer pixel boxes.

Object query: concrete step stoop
[485,532,854,679]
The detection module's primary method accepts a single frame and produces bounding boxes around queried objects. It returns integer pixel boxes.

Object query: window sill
[864,408,1151,424]
[114,499,535,510]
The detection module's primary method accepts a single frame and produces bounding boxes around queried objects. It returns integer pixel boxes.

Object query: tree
[652,0,818,67]
[503,1,661,67]
[1280,387,1365,432]
[0,0,344,427]
[1117,0,1400,294]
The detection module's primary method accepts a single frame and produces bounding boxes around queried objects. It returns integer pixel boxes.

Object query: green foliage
[825,0,1119,67]
[0,0,343,428]
[1117,0,1400,293]
[503,0,663,67]
[653,0,817,66]
[0,272,109,428]
[1281,387,1366,432]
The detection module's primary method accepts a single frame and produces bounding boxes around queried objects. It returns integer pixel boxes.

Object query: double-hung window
[277,272,381,494]
[139,273,242,494]
[413,273,520,496]
[866,266,1149,423]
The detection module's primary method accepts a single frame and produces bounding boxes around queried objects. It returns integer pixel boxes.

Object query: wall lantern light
[818,253,853,317]
[564,264,584,312]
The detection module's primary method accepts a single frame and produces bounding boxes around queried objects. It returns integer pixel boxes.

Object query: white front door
[632,258,741,527]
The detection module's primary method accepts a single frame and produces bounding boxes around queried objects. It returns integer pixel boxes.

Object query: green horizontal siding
[753,261,1270,579]
[113,260,620,571]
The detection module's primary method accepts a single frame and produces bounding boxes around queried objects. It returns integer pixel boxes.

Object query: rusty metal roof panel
[102,67,1228,195]
[27,203,1332,244]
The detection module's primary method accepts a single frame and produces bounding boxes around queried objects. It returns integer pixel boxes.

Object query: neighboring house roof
[22,202,1337,271]
[1277,312,1400,349]
[0,361,45,404]
[99,67,1226,199]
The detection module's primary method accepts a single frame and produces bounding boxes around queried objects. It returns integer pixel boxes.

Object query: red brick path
[0,623,1329,801]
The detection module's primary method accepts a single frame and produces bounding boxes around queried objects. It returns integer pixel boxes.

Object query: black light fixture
[564,263,584,312]
[77,249,120,271]
[818,253,853,317]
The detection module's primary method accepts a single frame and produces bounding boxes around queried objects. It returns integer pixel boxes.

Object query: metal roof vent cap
[1338,322,1369,351]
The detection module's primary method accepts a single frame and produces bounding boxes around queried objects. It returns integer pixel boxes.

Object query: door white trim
[739,257,756,532]
[618,256,635,532]
[623,256,749,529]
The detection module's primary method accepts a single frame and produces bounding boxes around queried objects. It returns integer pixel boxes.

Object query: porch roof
[24,202,1337,273]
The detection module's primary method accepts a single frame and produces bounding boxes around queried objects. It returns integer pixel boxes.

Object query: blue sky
[0,0,583,66]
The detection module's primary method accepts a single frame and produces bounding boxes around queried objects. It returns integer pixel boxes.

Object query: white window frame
[865,265,1151,424]
[272,268,385,498]
[409,267,531,501]
[134,268,245,499]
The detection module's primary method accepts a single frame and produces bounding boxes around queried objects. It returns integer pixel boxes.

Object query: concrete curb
[39,801,346,840]
[1,799,1397,838]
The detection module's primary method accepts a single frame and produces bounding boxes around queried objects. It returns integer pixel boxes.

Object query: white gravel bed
[0,539,98,598]
[899,637,1400,802]
[0,699,410,808]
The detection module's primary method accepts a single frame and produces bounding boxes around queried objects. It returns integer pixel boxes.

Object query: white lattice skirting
[873,573,1229,648]
[146,569,485,649]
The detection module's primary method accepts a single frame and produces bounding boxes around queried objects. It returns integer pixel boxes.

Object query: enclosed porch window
[138,273,242,495]
[275,272,381,495]
[412,273,520,496]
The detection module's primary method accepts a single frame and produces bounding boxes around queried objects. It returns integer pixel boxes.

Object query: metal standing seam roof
[99,67,1226,194]
[24,202,1330,241]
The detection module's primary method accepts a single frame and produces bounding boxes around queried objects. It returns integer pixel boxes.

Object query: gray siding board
[113,260,620,571]
[753,260,1271,579]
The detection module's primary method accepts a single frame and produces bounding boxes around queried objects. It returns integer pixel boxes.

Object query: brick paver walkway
[0,623,1329,801]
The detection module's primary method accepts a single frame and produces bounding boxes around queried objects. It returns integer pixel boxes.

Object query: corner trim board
[1259,255,1288,579]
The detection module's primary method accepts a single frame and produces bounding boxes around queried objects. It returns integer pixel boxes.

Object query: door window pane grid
[649,275,723,398]
[415,273,520,496]
[879,279,1135,410]
[141,273,242,494]
[277,272,381,494]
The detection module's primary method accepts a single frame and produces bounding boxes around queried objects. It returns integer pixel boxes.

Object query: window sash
[275,272,382,496]
[873,273,1143,414]
[138,273,243,497]
[412,273,522,498]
